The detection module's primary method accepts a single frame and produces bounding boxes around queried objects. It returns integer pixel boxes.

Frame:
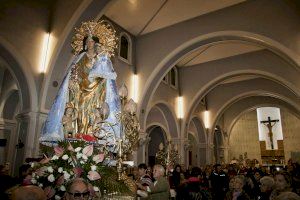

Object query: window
[162,74,168,84]
[170,67,178,89]
[118,32,132,64]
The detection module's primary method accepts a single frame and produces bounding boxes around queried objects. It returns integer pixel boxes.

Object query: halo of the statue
[71,20,118,57]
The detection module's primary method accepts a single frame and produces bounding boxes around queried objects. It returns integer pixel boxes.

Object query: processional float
[30,20,140,199]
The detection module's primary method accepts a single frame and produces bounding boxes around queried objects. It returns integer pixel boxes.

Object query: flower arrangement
[28,141,132,199]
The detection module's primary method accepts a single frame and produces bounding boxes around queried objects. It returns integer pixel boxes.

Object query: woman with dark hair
[172,164,183,192]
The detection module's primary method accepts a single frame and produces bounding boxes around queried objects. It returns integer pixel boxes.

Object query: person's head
[12,185,46,200]
[175,164,181,173]
[83,35,99,52]
[274,192,300,200]
[254,170,263,181]
[233,175,245,192]
[274,171,292,192]
[19,164,31,178]
[153,164,165,179]
[260,176,274,193]
[138,163,147,177]
[190,167,201,177]
[215,164,222,173]
[66,178,90,200]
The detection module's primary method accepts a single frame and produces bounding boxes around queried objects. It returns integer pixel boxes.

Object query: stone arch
[188,116,206,143]
[183,70,299,140]
[2,90,19,120]
[227,103,300,139]
[139,31,300,131]
[145,101,179,138]
[0,36,37,112]
[211,91,300,143]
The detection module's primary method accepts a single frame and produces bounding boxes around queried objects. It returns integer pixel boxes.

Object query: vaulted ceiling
[105,0,245,35]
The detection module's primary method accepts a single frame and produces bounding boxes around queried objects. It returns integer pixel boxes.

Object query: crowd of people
[1,158,300,199]
[133,159,300,200]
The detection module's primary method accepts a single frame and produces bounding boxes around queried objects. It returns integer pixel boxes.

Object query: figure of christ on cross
[260,116,279,150]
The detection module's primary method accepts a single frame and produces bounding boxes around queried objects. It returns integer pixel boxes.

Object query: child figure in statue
[62,106,77,138]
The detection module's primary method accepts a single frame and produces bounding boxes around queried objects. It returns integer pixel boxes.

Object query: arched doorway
[147,125,167,167]
[0,67,20,173]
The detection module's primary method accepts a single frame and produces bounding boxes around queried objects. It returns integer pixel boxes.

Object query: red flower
[44,186,55,199]
[82,134,97,142]
[73,167,84,177]
[54,146,64,157]
[56,175,65,186]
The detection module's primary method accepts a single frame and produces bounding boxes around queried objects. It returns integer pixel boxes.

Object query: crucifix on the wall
[260,116,279,150]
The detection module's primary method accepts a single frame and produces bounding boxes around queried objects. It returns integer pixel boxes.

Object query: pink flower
[56,175,65,186]
[22,175,32,186]
[73,167,84,177]
[67,143,75,152]
[54,146,64,157]
[44,186,55,199]
[82,145,93,157]
[87,171,101,181]
[92,153,104,164]
[35,166,47,176]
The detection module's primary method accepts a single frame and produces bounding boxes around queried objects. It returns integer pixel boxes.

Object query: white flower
[76,153,83,159]
[47,166,54,173]
[47,174,55,182]
[38,183,43,187]
[82,154,88,160]
[62,154,69,160]
[60,185,66,191]
[75,147,82,152]
[91,165,97,171]
[31,178,37,184]
[31,163,35,168]
[58,167,63,173]
[55,195,61,200]
[70,171,74,175]
[80,160,85,164]
[32,173,36,178]
[63,172,71,180]
[51,155,59,160]
[93,186,99,192]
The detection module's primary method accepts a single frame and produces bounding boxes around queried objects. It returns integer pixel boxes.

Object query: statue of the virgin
[40,21,121,147]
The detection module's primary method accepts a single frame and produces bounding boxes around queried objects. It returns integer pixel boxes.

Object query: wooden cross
[260,116,279,149]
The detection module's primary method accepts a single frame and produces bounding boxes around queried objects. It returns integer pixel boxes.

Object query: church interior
[1,0,300,199]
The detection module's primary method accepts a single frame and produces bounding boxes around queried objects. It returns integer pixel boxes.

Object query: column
[136,130,151,165]
[15,111,48,161]
[198,143,207,166]
[206,143,214,164]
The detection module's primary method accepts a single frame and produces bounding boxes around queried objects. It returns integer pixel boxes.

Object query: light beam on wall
[177,96,184,119]
[131,74,139,102]
[39,32,51,74]
[204,110,210,129]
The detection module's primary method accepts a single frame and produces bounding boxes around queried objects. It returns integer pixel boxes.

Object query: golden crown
[71,20,118,57]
